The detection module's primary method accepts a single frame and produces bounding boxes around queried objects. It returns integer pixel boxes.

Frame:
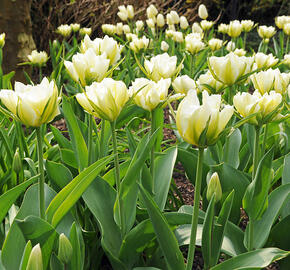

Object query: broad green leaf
[271,215,290,250]
[19,241,32,270]
[0,125,13,164]
[103,160,130,186]
[201,196,215,270]
[116,104,146,129]
[50,125,72,150]
[223,128,242,168]
[82,177,125,269]
[0,175,38,224]
[152,107,164,152]
[139,184,185,270]
[60,148,78,169]
[115,131,158,234]
[245,183,290,249]
[46,160,73,190]
[154,146,177,210]
[211,248,289,270]
[46,155,113,227]
[133,268,161,270]
[16,216,58,270]
[62,97,88,171]
[243,149,273,222]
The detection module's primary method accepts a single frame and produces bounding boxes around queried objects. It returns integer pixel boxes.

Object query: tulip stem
[150,110,156,192]
[39,67,42,82]
[99,119,105,158]
[243,32,247,50]
[110,121,124,237]
[252,126,260,179]
[261,124,268,157]
[88,115,93,165]
[286,36,289,55]
[186,147,204,270]
[36,127,45,219]
[248,220,254,251]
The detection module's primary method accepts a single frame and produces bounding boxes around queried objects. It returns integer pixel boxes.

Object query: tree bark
[0,0,35,83]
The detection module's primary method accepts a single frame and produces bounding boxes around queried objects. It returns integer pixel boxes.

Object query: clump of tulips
[0,2,289,270]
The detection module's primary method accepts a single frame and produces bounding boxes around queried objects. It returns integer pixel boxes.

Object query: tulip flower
[258,25,276,40]
[241,20,255,32]
[146,4,158,19]
[64,48,110,86]
[250,69,276,94]
[56,24,72,37]
[102,24,116,36]
[27,50,48,67]
[192,22,203,35]
[208,52,253,86]
[130,36,150,52]
[200,20,214,31]
[26,244,43,270]
[173,75,196,94]
[254,52,278,69]
[283,23,290,36]
[146,18,155,29]
[170,11,180,24]
[176,90,234,147]
[0,77,60,127]
[208,38,223,51]
[70,23,80,32]
[283,54,290,65]
[0,33,5,48]
[144,53,178,82]
[180,16,189,30]
[233,48,246,56]
[117,5,134,21]
[273,70,290,94]
[233,90,283,125]
[185,34,205,54]
[157,14,165,27]
[135,20,144,32]
[129,78,172,111]
[226,41,235,51]
[76,78,129,122]
[275,15,290,29]
[161,41,169,51]
[122,25,130,34]
[227,20,242,38]
[197,70,224,94]
[198,4,208,20]
[79,27,92,37]
[218,23,229,34]
[172,31,184,43]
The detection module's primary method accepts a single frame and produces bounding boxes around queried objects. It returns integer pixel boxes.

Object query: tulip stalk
[252,126,261,178]
[150,109,157,190]
[261,124,268,157]
[99,119,106,158]
[186,147,204,270]
[87,115,93,165]
[36,127,45,219]
[110,120,124,237]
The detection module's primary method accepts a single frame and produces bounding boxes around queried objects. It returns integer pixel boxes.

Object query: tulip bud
[192,22,203,35]
[283,23,290,36]
[258,25,276,40]
[147,4,158,19]
[0,33,5,48]
[123,24,130,34]
[180,16,189,29]
[12,148,22,174]
[79,27,92,37]
[198,4,208,20]
[161,41,169,52]
[206,172,222,202]
[56,24,72,38]
[157,14,165,27]
[102,24,116,36]
[146,18,155,29]
[170,11,180,24]
[58,233,73,265]
[70,23,80,32]
[226,41,235,51]
[172,31,184,43]
[116,23,123,35]
[26,244,43,270]
[241,20,254,32]
[117,5,128,21]
[166,13,174,25]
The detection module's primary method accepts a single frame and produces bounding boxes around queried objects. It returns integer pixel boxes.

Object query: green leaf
[62,97,88,171]
[50,125,72,150]
[46,155,113,227]
[202,196,215,269]
[211,248,290,270]
[115,130,158,234]
[154,146,177,210]
[19,241,32,270]
[103,160,130,186]
[211,190,235,266]
[223,128,242,168]
[82,177,125,270]
[69,223,84,270]
[0,175,38,224]
[271,215,290,250]
[139,184,185,270]
[16,216,58,270]
[60,148,78,169]
[245,183,290,249]
[46,160,72,190]
[282,153,290,218]
[243,149,273,221]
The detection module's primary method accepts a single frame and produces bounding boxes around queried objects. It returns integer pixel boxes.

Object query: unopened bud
[26,244,43,270]
[0,33,5,49]
[58,233,73,264]
[206,172,222,202]
[12,148,22,174]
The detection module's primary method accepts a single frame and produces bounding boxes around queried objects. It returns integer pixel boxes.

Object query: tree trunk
[0,0,35,83]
